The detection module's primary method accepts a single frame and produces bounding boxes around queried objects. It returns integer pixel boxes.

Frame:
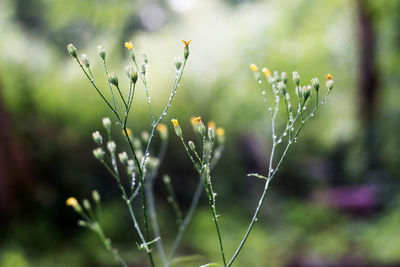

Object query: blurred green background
[1,0,399,266]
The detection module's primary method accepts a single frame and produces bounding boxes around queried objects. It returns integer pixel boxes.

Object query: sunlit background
[1,0,399,266]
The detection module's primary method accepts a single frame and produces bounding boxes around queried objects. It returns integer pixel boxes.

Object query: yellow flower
[171,119,179,127]
[250,64,259,72]
[191,116,202,125]
[66,197,78,207]
[181,40,192,48]
[156,124,167,133]
[122,128,133,137]
[325,74,333,80]
[216,127,225,137]
[208,121,216,129]
[262,67,271,77]
[124,41,133,50]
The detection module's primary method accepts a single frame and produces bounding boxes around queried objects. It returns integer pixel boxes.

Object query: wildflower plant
[171,66,334,266]
[66,39,334,267]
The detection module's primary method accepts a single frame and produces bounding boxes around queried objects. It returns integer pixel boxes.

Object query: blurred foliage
[0,0,399,266]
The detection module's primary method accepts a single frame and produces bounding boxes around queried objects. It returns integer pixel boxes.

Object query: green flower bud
[77,220,87,227]
[163,175,171,184]
[97,45,106,60]
[93,148,104,160]
[141,63,146,75]
[293,71,300,86]
[67,43,78,58]
[171,119,182,137]
[188,140,196,151]
[143,53,148,64]
[107,141,116,153]
[108,72,118,87]
[326,79,334,91]
[174,57,183,71]
[102,117,111,132]
[208,127,215,142]
[141,131,150,143]
[280,72,288,84]
[92,131,103,145]
[304,85,312,101]
[81,54,90,68]
[92,190,100,202]
[83,199,91,210]
[277,81,286,95]
[118,151,129,165]
[311,78,320,92]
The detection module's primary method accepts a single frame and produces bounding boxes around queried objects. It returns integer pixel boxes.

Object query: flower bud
[108,72,118,87]
[92,190,100,202]
[163,175,171,184]
[277,81,286,94]
[280,72,288,84]
[171,119,182,137]
[92,131,103,145]
[249,64,259,72]
[77,220,87,227]
[188,141,196,151]
[93,148,104,160]
[97,45,106,60]
[216,127,225,144]
[208,127,215,142]
[81,54,90,68]
[156,124,168,140]
[174,57,183,71]
[292,71,300,86]
[191,117,206,136]
[184,46,189,60]
[107,141,116,153]
[143,53,148,64]
[304,85,312,101]
[127,159,136,175]
[83,199,91,210]
[67,44,78,59]
[141,63,146,75]
[118,151,129,165]
[141,131,150,142]
[66,197,82,213]
[325,74,334,91]
[311,78,319,92]
[102,117,111,132]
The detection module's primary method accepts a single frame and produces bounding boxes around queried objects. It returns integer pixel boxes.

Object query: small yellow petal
[181,40,192,48]
[171,119,179,127]
[156,124,168,133]
[208,121,216,129]
[124,41,133,50]
[262,67,271,77]
[325,74,333,80]
[191,116,202,125]
[122,128,133,136]
[216,127,225,137]
[66,197,78,207]
[250,64,259,72]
